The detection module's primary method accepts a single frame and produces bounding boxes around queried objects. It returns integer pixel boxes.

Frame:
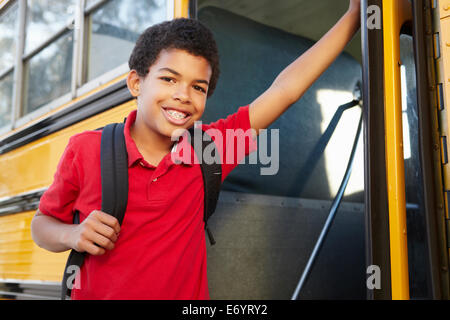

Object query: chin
[162,125,188,141]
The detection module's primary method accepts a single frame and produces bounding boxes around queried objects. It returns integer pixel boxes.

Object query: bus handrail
[291,101,363,300]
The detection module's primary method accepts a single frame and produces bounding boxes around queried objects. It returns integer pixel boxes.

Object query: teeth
[167,109,187,119]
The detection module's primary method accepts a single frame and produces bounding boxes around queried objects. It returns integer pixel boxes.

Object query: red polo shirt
[38,106,257,300]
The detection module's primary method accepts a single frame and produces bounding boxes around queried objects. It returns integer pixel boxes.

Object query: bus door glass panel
[399,33,430,299]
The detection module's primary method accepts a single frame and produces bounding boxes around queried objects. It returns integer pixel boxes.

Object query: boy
[31,0,361,299]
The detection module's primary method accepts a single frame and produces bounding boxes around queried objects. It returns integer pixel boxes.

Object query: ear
[126,70,141,97]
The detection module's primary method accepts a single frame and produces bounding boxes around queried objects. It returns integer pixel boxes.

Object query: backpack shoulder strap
[100,123,128,225]
[61,123,128,299]
[187,127,222,245]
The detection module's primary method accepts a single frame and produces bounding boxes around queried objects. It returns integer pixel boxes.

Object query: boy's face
[131,48,212,140]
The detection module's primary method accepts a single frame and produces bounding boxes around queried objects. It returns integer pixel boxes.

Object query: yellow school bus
[0,0,448,300]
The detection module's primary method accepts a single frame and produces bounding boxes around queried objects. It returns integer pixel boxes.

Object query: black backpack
[61,122,222,299]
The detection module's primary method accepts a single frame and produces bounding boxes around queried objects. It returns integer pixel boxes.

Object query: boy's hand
[69,210,121,255]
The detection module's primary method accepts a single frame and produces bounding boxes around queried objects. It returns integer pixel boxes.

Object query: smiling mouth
[162,106,192,125]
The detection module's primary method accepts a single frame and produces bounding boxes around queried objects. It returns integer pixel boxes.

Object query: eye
[160,76,175,83]
[193,85,207,93]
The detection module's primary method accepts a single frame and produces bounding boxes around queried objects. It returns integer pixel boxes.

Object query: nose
[172,83,191,104]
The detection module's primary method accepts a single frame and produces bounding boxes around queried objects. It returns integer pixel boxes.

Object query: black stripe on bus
[0,188,45,217]
[0,79,132,155]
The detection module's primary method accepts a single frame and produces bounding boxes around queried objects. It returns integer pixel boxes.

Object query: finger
[90,231,115,251]
[84,241,106,256]
[94,211,121,234]
[92,222,118,243]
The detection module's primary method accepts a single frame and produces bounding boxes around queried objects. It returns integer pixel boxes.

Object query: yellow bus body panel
[439,0,450,19]
[438,0,450,281]
[0,211,67,282]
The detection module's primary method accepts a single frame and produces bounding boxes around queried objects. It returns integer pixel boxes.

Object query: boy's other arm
[249,0,361,134]
[31,209,120,255]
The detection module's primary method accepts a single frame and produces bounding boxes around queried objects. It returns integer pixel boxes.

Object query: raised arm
[249,0,361,134]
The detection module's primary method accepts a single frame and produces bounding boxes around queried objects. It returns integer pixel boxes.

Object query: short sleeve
[38,136,80,224]
[201,105,257,182]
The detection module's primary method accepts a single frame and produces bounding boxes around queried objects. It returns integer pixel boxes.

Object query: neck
[130,118,174,159]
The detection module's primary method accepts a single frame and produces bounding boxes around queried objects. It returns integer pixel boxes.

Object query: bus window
[23,30,74,114]
[0,0,170,129]
[0,1,17,73]
[24,0,76,55]
[85,0,166,82]
[21,0,76,115]
[0,1,18,130]
[0,71,14,129]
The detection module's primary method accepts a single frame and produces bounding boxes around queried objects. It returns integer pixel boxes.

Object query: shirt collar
[123,110,194,167]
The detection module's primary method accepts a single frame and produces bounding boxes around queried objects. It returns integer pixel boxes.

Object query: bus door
[363,0,450,300]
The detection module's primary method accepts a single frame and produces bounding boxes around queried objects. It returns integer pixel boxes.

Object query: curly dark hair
[128,18,220,98]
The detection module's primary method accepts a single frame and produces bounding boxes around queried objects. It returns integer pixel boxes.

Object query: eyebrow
[158,67,209,86]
